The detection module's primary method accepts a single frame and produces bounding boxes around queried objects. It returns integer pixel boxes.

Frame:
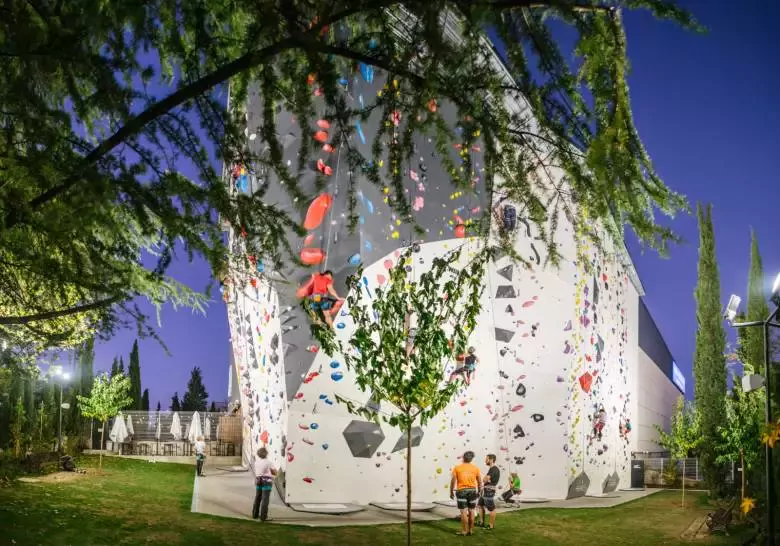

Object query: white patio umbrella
[203,416,212,441]
[187,411,203,444]
[125,414,135,438]
[109,414,128,453]
[155,414,161,440]
[170,412,182,441]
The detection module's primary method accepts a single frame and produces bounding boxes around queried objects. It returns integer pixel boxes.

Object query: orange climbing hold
[300,247,326,265]
[303,193,333,230]
[322,143,334,153]
[579,372,593,393]
[427,99,438,112]
[314,130,328,143]
[455,224,466,238]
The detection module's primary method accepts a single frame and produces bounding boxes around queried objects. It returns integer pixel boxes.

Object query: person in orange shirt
[450,450,482,536]
[297,270,344,328]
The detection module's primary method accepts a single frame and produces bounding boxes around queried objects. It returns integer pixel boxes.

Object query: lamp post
[53,370,71,453]
[725,273,780,545]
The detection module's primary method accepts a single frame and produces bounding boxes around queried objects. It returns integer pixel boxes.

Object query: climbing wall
[223,29,640,504]
[224,264,288,470]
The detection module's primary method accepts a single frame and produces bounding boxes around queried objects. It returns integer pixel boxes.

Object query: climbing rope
[485,267,513,461]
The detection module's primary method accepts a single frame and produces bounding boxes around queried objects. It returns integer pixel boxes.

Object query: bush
[663,460,680,487]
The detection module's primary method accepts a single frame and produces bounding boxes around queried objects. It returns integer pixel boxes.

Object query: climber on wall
[297,270,344,329]
[448,346,479,386]
[592,406,607,441]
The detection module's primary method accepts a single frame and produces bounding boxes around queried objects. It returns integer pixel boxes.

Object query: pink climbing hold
[522,298,537,308]
[303,372,320,384]
[459,400,467,406]
[287,452,295,462]
[511,405,524,412]
[458,431,466,436]
[317,119,330,129]
[376,274,386,285]
[294,392,304,399]
[298,424,310,430]
[383,259,394,270]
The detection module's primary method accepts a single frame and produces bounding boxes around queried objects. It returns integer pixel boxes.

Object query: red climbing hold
[260,430,269,444]
[579,372,593,393]
[303,193,333,230]
[287,452,295,462]
[250,278,257,288]
[300,247,326,265]
[317,158,333,176]
[317,119,330,129]
[294,392,305,399]
[455,224,466,238]
[303,477,314,483]
[314,130,328,143]
[303,371,320,384]
[322,143,334,153]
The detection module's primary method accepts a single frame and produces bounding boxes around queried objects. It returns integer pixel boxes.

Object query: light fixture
[772,273,780,307]
[724,294,741,323]
[63,372,71,381]
[743,374,765,393]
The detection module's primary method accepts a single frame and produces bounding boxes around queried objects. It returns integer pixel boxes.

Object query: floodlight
[724,294,741,322]
[772,273,780,307]
[63,372,71,381]
[743,374,765,393]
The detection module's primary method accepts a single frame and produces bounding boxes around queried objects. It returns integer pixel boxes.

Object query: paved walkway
[191,467,659,527]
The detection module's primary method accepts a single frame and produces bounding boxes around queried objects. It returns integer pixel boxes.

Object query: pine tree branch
[0,296,121,325]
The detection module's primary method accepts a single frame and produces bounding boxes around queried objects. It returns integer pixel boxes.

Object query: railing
[89,411,242,458]
[640,457,736,487]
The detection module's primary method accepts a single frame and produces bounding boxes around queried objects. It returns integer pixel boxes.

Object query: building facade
[222,23,682,507]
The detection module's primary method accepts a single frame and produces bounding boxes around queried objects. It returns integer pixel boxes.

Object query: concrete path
[191,468,659,527]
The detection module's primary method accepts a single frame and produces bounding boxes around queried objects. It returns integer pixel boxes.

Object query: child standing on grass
[194,435,206,477]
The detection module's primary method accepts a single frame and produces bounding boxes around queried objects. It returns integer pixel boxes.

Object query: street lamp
[53,369,71,453]
[725,272,780,545]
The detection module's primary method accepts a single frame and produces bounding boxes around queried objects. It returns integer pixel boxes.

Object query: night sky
[90,1,779,408]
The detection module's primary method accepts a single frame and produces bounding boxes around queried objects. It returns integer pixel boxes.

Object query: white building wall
[636,347,682,453]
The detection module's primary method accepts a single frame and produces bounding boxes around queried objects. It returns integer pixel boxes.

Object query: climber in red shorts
[297,270,344,328]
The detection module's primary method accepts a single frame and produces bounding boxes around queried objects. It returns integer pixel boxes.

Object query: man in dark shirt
[477,453,500,529]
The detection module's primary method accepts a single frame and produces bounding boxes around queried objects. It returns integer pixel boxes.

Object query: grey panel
[494,327,515,343]
[602,471,620,493]
[566,472,590,500]
[497,264,514,282]
[342,420,386,458]
[495,285,516,299]
[391,426,424,453]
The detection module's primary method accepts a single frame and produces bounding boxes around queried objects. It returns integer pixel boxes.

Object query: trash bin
[630,459,645,489]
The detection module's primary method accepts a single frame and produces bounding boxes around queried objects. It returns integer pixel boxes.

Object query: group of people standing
[450,451,522,536]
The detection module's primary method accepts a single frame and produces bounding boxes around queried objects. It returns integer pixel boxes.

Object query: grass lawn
[0,456,751,545]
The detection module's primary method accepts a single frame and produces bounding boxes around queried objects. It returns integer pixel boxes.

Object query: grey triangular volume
[391,427,424,453]
[495,285,517,299]
[497,264,514,282]
[494,328,515,343]
[365,393,381,413]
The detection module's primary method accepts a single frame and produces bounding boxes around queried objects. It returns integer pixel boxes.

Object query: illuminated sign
[672,361,685,393]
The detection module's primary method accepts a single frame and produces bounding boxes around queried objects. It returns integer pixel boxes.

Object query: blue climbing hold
[324,398,334,405]
[322,443,329,450]
[365,199,374,214]
[319,394,328,400]
[359,63,374,83]
[310,423,319,430]
[257,261,264,273]
[349,253,361,266]
[330,361,340,369]
[369,38,377,50]
[356,121,366,144]
[336,322,345,329]
[331,371,344,382]
[365,240,373,251]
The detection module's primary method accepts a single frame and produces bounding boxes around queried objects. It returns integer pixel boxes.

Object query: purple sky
[92,1,779,407]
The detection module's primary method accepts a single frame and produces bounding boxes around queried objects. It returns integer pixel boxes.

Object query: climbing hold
[322,443,329,450]
[515,383,526,397]
[412,242,421,253]
[317,158,333,176]
[300,247,326,265]
[314,130,328,143]
[260,431,269,444]
[303,233,316,246]
[311,423,319,430]
[303,193,333,230]
[579,372,593,393]
[317,119,330,129]
[376,274,386,285]
[303,477,314,483]
[348,253,361,266]
[383,259,394,270]
[330,361,340,369]
[331,371,344,381]
[532,414,544,422]
[455,224,466,238]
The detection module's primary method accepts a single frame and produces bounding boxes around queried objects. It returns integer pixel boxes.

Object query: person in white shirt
[194,436,206,477]
[252,447,277,521]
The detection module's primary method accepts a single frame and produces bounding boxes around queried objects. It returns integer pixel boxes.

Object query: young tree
[312,245,486,546]
[76,373,133,470]
[182,367,209,412]
[128,340,142,410]
[141,389,150,411]
[693,203,728,496]
[170,393,182,412]
[156,401,162,412]
[656,397,702,507]
[0,2,699,350]
[717,376,763,501]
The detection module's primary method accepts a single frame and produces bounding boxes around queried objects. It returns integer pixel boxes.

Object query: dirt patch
[19,471,87,484]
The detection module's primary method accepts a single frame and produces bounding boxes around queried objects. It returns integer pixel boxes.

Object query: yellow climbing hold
[383,187,390,194]
[436,468,443,474]
[391,231,400,239]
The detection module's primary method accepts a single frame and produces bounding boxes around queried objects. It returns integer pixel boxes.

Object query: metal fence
[88,411,242,458]
[640,457,736,487]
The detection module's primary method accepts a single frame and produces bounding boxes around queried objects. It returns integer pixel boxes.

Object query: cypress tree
[128,340,142,410]
[693,203,728,495]
[141,389,150,411]
[744,230,770,375]
[110,357,119,378]
[156,401,161,412]
[117,357,125,376]
[182,367,209,412]
[170,392,181,412]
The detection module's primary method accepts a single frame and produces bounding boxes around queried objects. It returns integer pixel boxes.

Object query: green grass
[0,456,751,545]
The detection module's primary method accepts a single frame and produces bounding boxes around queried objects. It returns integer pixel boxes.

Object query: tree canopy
[0,0,699,352]
[182,367,209,412]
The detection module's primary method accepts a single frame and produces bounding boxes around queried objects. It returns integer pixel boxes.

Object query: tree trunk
[681,458,686,508]
[99,421,105,472]
[740,449,745,501]
[406,420,412,546]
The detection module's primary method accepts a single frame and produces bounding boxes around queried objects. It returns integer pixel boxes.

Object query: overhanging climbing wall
[223,28,641,504]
